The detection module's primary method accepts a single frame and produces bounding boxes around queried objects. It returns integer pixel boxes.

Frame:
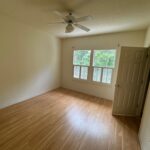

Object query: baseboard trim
[0,86,61,110]
[138,135,143,150]
[112,112,140,117]
[61,86,113,101]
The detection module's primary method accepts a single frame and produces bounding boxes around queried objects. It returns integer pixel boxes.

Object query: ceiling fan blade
[53,10,64,17]
[74,24,90,32]
[53,10,68,20]
[48,21,65,25]
[75,16,93,22]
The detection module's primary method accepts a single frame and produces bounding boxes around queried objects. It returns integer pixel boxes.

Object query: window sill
[72,78,114,88]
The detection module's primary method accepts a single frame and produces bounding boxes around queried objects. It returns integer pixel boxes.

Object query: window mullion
[106,67,108,82]
[110,68,113,83]
[101,67,103,83]
[79,66,81,79]
[89,50,94,81]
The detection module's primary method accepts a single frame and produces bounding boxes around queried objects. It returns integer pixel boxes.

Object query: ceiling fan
[50,11,92,33]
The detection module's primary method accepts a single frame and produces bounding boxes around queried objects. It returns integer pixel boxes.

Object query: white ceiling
[0,0,150,38]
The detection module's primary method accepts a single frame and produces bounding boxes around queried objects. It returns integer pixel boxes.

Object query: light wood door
[113,46,148,116]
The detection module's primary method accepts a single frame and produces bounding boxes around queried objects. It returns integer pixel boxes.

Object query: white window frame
[72,49,116,85]
[92,67,114,84]
[72,50,91,81]
[73,65,90,80]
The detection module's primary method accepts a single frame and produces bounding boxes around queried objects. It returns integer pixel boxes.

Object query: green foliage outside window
[73,50,91,66]
[93,50,116,68]
[73,49,116,68]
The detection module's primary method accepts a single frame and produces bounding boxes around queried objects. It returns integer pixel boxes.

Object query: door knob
[115,84,120,87]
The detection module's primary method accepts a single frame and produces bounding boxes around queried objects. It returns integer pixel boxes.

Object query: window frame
[92,67,114,85]
[73,65,90,80]
[72,49,116,85]
[72,50,91,81]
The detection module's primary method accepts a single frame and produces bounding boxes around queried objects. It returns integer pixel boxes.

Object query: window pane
[81,66,88,80]
[102,68,112,84]
[93,67,101,82]
[74,66,80,78]
[73,50,91,66]
[93,50,116,68]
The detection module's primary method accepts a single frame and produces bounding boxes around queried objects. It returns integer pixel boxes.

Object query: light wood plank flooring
[0,88,141,150]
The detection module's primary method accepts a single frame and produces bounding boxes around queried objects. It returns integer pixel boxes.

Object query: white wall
[139,83,150,150]
[61,31,146,100]
[0,13,61,108]
[139,26,150,150]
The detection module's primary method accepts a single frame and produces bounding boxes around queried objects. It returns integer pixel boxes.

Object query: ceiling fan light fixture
[66,24,74,33]
[52,11,91,33]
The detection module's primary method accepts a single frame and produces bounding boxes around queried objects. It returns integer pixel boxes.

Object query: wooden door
[112,46,148,116]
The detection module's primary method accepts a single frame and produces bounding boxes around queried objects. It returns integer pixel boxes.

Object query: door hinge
[146,53,149,58]
[146,47,150,58]
[115,84,120,88]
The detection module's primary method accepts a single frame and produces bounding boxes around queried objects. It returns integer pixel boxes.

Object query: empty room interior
[0,0,150,150]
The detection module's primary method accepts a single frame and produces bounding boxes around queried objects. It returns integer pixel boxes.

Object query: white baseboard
[0,86,60,110]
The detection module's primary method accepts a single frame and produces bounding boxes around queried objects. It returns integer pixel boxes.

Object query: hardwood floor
[0,88,141,150]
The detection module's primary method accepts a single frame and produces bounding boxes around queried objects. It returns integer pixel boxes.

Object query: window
[73,49,116,84]
[92,50,116,84]
[73,50,91,80]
